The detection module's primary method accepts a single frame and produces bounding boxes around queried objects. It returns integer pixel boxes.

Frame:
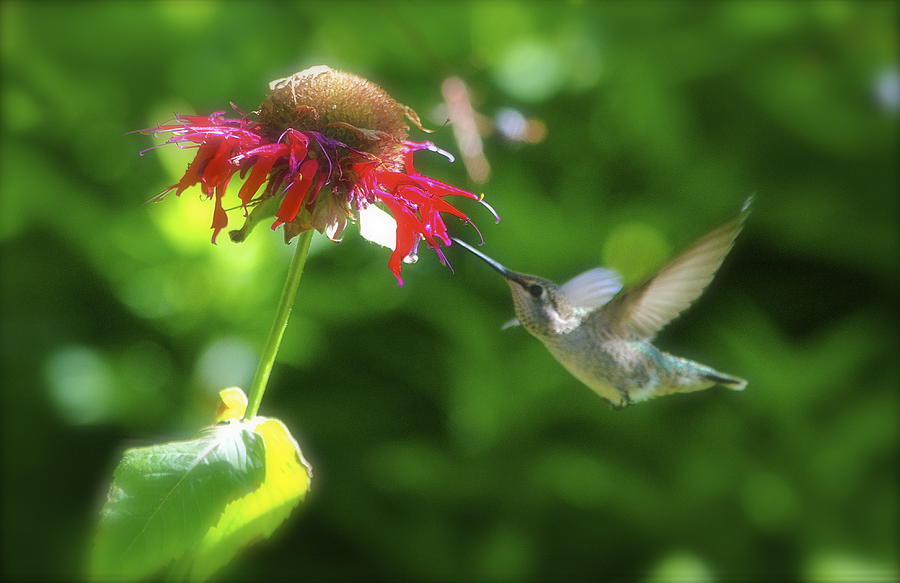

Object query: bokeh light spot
[804,551,897,583]
[644,550,714,583]
[602,222,671,286]
[873,67,900,114]
[741,470,797,531]
[44,345,115,425]
[494,40,564,103]
[196,337,256,392]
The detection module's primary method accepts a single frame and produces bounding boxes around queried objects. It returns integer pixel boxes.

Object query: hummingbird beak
[450,237,528,285]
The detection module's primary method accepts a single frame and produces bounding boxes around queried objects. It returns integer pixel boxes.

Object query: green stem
[243,230,314,419]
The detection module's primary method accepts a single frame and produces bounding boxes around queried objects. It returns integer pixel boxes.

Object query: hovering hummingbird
[452,200,751,408]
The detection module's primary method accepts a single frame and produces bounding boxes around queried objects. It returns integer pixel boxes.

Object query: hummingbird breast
[538,327,661,407]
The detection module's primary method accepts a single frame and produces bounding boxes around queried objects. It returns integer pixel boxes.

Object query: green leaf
[189,417,313,581]
[91,424,266,581]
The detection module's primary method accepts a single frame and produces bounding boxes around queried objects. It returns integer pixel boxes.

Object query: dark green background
[2,1,897,581]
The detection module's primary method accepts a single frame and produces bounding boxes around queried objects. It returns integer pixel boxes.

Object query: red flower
[140,66,498,285]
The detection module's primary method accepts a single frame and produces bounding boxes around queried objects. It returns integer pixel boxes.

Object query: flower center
[257,66,410,161]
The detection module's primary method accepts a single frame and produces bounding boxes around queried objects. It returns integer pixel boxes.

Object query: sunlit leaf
[189,417,313,581]
[90,424,266,581]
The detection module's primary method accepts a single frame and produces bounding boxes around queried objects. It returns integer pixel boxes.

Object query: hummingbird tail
[702,372,747,391]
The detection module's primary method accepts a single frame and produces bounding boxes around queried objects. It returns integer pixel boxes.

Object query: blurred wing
[604,201,750,339]
[501,317,520,330]
[560,267,623,311]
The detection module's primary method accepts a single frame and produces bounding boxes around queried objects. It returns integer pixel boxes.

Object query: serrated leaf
[91,424,266,581]
[189,417,313,581]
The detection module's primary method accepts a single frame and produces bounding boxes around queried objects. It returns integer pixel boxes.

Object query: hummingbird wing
[600,201,750,340]
[501,267,622,330]
[561,267,624,310]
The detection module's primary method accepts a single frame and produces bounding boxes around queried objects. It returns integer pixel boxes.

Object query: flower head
[140,66,497,284]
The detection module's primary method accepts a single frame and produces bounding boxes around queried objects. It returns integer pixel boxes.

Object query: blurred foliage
[1,1,898,581]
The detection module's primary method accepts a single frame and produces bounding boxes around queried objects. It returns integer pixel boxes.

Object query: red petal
[304,170,328,206]
[210,180,230,243]
[374,171,418,191]
[421,205,451,246]
[378,193,445,285]
[378,196,417,286]
[412,176,479,199]
[286,130,310,175]
[245,143,290,158]
[201,138,238,195]
[272,158,319,227]
[402,148,418,175]
[396,185,470,221]
[237,153,281,205]
[173,142,219,195]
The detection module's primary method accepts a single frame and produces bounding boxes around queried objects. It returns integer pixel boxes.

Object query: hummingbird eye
[528,284,544,298]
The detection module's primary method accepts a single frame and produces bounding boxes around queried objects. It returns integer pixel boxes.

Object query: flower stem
[244,230,314,420]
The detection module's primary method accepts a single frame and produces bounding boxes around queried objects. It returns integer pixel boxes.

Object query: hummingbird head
[451,238,579,336]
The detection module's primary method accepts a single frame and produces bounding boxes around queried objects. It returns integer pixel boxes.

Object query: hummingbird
[451,200,751,408]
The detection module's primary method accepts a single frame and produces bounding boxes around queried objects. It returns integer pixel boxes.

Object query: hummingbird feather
[601,202,751,340]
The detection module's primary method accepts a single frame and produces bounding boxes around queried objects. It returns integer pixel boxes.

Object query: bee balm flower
[140,66,497,284]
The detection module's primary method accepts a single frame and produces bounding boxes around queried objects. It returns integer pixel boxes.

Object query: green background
[2,1,897,581]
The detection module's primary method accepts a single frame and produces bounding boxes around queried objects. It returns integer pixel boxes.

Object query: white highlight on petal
[359,203,397,250]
